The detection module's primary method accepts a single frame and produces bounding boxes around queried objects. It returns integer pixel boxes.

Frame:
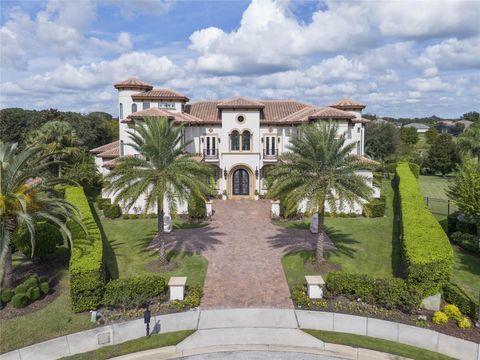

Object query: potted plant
[254,190,260,201]
[222,190,228,200]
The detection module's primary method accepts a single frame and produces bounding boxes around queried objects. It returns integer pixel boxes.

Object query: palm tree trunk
[157,195,168,265]
[315,194,326,263]
[2,245,14,289]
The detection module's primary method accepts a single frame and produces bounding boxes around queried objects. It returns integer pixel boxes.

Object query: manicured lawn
[102,218,208,286]
[59,330,194,360]
[303,329,455,360]
[418,175,453,200]
[280,179,399,286]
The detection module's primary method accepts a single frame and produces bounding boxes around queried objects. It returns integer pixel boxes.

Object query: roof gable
[217,97,265,109]
[131,88,189,102]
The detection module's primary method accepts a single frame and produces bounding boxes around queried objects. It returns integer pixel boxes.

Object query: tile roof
[330,98,366,110]
[217,97,265,109]
[114,78,153,91]
[125,107,207,125]
[261,100,310,122]
[131,88,189,102]
[90,141,119,155]
[309,107,357,120]
[185,101,221,123]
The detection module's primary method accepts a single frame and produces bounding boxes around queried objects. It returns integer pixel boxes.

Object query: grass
[303,329,455,360]
[280,179,399,286]
[59,330,194,360]
[102,217,208,286]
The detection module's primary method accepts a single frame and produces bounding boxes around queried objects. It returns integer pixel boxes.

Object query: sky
[0,0,479,118]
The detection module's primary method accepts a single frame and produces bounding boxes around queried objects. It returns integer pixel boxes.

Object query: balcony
[203,149,219,161]
[263,149,278,161]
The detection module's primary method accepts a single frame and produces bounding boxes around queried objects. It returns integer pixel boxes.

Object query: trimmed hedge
[0,288,14,303]
[66,187,106,312]
[104,204,122,219]
[102,274,166,309]
[325,272,421,312]
[362,196,386,218]
[442,282,478,321]
[396,163,454,296]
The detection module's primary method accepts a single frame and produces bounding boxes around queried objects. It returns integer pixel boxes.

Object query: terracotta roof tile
[125,107,206,125]
[90,141,119,155]
[185,101,221,123]
[309,107,356,120]
[131,88,189,102]
[114,78,153,90]
[261,100,310,122]
[330,98,366,110]
[217,97,265,109]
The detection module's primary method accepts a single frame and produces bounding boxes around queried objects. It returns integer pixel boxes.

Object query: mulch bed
[0,250,68,321]
[296,295,480,343]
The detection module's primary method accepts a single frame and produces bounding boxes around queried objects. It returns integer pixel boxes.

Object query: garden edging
[1,308,479,360]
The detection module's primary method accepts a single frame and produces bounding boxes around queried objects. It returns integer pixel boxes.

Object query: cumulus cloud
[407,76,452,92]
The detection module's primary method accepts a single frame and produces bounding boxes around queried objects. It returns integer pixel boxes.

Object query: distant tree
[425,127,439,145]
[447,159,480,237]
[63,151,102,189]
[450,122,465,136]
[400,127,419,145]
[362,113,377,121]
[461,111,480,123]
[425,134,460,175]
[457,126,480,164]
[27,121,81,177]
[365,122,400,160]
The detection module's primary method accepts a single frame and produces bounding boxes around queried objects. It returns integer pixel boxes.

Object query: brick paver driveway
[151,200,334,309]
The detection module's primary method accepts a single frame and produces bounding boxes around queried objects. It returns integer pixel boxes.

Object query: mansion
[92,78,377,214]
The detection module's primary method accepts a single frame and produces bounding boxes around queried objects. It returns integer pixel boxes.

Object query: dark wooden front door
[233,169,249,195]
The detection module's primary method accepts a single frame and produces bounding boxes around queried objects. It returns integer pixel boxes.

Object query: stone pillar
[305,275,325,299]
[168,276,187,301]
[271,200,280,218]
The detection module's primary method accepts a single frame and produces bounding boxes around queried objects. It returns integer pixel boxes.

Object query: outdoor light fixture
[255,167,259,179]
[224,168,227,179]
[144,306,151,337]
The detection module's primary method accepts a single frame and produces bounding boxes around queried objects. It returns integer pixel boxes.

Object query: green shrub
[148,213,157,219]
[456,219,477,235]
[104,204,122,219]
[188,194,206,220]
[450,232,479,254]
[458,316,472,329]
[13,222,63,259]
[66,186,106,312]
[15,284,28,295]
[396,163,454,296]
[97,198,111,210]
[102,274,166,309]
[130,214,139,219]
[447,212,458,235]
[39,275,49,283]
[443,304,462,320]
[0,288,14,303]
[11,294,29,308]
[432,311,448,324]
[184,284,203,308]
[407,162,420,178]
[24,275,39,289]
[363,196,386,218]
[442,282,478,320]
[26,287,41,301]
[39,282,50,295]
[122,214,130,220]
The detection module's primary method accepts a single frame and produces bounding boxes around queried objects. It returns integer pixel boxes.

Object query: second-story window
[143,102,150,110]
[119,103,123,119]
[132,103,137,113]
[231,130,240,151]
[242,130,251,151]
[264,136,276,156]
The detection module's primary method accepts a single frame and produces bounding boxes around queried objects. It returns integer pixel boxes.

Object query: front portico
[227,164,256,199]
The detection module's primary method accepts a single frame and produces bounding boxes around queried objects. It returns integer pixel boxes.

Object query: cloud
[407,77,452,92]
[109,0,175,18]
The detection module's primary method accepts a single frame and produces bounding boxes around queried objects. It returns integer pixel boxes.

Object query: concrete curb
[1,309,479,360]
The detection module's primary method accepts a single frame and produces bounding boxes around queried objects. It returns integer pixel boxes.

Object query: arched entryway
[228,165,255,199]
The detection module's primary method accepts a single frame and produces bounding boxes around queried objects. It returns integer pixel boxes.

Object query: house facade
[92,78,377,214]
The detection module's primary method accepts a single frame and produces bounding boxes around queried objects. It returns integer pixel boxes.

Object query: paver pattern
[151,200,334,309]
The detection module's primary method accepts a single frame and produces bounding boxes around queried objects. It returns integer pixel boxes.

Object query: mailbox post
[144,306,151,337]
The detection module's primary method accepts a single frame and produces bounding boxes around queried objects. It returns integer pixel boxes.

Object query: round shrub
[13,222,63,259]
[39,282,50,295]
[39,275,49,284]
[11,294,29,308]
[15,284,28,295]
[188,194,206,220]
[432,311,449,324]
[0,288,14,303]
[26,287,41,301]
[97,198,111,210]
[458,316,472,329]
[24,276,39,289]
[104,204,122,219]
[443,304,462,320]
[122,214,130,220]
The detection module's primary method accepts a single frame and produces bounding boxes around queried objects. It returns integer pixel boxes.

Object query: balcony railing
[263,149,278,160]
[203,149,218,161]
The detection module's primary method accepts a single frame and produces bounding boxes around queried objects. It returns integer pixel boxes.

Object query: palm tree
[105,117,212,265]
[27,121,81,177]
[0,141,83,288]
[268,122,373,263]
[457,126,480,164]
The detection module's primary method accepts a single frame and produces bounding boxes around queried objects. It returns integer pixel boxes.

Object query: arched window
[119,103,123,119]
[132,103,137,113]
[242,130,251,151]
[231,130,240,151]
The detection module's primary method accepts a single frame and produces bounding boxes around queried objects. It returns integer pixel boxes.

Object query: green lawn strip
[59,330,194,360]
[303,329,455,360]
[280,179,397,286]
[451,245,480,299]
[418,175,453,200]
[0,271,93,354]
[102,218,208,285]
